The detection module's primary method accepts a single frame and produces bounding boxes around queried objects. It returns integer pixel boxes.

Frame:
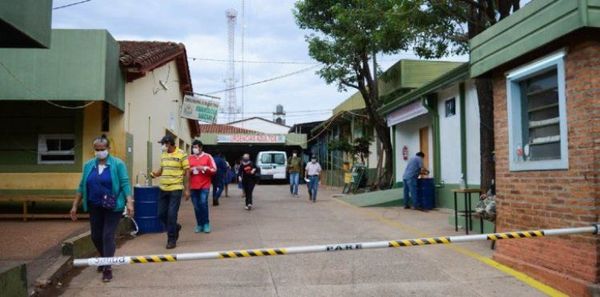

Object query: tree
[328,136,373,164]
[294,0,417,188]
[409,0,521,193]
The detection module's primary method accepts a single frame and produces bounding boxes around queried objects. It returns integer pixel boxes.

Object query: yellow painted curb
[333,198,568,297]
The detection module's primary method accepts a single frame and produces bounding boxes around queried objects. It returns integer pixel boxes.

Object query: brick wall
[493,40,600,297]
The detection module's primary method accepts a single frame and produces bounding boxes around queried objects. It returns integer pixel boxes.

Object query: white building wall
[368,128,378,169]
[437,85,462,185]
[229,118,290,134]
[394,114,433,182]
[124,61,193,183]
[465,79,481,185]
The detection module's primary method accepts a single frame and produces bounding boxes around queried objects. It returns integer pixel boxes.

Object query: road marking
[333,198,568,297]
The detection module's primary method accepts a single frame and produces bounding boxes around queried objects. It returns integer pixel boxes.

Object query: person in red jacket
[186,140,216,233]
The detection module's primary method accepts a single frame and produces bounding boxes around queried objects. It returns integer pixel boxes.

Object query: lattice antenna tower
[224,8,239,122]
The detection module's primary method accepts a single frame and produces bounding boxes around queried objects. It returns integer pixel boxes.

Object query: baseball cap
[158,135,175,145]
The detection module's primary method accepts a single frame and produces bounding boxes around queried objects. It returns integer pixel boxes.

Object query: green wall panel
[0,0,52,48]
[0,102,83,172]
[0,29,125,110]
[470,0,600,76]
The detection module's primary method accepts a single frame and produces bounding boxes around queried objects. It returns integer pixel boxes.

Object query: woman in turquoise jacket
[70,135,133,282]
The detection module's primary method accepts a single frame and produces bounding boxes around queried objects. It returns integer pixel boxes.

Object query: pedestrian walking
[70,135,133,282]
[238,153,259,210]
[188,140,216,233]
[305,156,322,203]
[234,158,244,198]
[150,135,190,249]
[403,152,426,211]
[211,151,229,206]
[287,150,302,197]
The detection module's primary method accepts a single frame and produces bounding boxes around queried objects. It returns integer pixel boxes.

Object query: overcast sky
[52,0,467,126]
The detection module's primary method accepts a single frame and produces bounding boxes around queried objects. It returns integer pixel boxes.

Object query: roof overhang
[0,29,126,110]
[0,0,52,48]
[470,0,600,77]
[378,63,469,115]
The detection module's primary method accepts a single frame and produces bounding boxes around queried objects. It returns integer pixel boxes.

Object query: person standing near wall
[287,150,302,197]
[187,140,216,233]
[238,153,258,210]
[305,156,322,203]
[150,135,190,249]
[70,135,133,282]
[403,152,425,211]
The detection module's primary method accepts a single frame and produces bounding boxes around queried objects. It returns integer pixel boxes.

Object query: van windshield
[260,153,285,165]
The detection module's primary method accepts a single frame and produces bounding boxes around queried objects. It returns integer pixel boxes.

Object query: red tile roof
[118,41,199,137]
[199,124,260,134]
[118,41,193,93]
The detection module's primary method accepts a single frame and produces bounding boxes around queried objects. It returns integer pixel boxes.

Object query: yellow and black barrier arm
[73,224,600,267]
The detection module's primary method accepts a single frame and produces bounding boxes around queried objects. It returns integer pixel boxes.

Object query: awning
[386,100,428,127]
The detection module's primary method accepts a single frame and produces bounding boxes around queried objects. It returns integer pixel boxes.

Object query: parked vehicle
[256,151,287,181]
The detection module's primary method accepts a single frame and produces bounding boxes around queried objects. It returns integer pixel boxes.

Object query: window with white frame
[506,50,568,171]
[38,134,76,164]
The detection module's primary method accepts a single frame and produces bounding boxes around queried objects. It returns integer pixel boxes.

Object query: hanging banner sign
[180,95,219,123]
[217,134,286,144]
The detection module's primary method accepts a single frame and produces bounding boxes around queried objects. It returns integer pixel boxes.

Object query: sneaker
[102,268,113,282]
[248,204,252,210]
[404,205,410,209]
[194,225,202,233]
[166,242,176,249]
[213,199,219,206]
[244,205,249,210]
[203,223,211,233]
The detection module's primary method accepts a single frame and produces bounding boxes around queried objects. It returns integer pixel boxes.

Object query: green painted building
[312,59,462,188]
[0,0,53,48]
[468,1,600,295]
[0,29,126,196]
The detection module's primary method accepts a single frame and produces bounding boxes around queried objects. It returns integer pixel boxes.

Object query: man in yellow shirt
[150,135,190,249]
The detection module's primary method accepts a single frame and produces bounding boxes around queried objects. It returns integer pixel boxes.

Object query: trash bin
[418,178,435,210]
[133,186,164,233]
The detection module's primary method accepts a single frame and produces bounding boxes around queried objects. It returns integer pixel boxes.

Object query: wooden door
[419,127,429,170]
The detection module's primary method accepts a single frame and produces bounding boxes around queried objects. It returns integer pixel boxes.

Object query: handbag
[94,166,119,210]
[101,193,117,210]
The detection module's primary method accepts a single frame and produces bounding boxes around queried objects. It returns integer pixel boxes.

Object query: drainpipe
[391,125,396,187]
[459,82,468,187]
[421,95,441,190]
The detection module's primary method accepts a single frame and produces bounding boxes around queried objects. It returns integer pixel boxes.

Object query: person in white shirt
[304,156,322,203]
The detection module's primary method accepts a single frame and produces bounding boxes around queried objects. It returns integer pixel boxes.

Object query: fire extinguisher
[402,145,409,161]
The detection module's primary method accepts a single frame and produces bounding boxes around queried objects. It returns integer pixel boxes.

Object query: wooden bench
[0,195,89,221]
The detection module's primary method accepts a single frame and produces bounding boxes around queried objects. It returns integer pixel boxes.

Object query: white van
[256,151,287,181]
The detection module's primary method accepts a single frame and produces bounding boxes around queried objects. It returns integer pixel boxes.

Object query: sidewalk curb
[34,218,134,293]
[34,255,71,289]
[0,263,28,297]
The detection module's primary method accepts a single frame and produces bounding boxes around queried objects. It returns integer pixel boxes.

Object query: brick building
[470,1,600,296]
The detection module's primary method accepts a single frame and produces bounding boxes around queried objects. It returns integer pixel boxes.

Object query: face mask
[242,158,250,163]
[95,150,109,160]
[161,144,168,152]
[192,148,200,155]
[311,159,317,163]
[293,153,297,157]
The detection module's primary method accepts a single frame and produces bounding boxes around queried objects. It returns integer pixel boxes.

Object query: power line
[204,65,319,95]
[0,61,96,110]
[53,0,92,10]
[227,109,332,115]
[189,57,317,65]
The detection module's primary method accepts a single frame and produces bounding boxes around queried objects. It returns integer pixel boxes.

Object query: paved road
[60,185,547,297]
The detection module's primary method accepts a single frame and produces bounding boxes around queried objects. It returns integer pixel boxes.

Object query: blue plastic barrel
[418,178,436,210]
[133,186,164,233]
